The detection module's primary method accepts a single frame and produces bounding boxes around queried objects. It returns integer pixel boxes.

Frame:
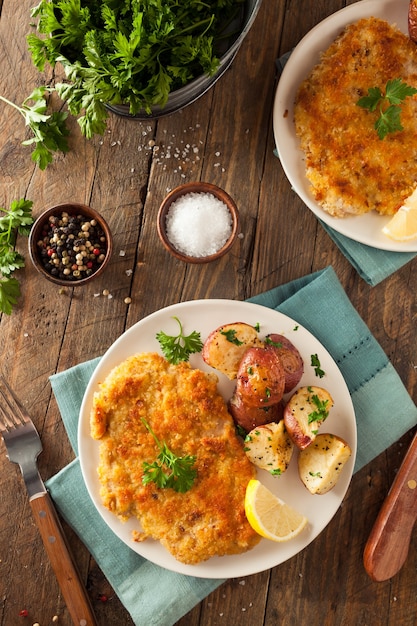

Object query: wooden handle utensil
[363,431,417,581]
[30,492,98,626]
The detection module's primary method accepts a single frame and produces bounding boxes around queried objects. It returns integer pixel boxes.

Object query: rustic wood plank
[0,0,416,624]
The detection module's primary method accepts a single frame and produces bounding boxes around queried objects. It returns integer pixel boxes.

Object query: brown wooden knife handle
[30,492,98,626]
[363,431,417,582]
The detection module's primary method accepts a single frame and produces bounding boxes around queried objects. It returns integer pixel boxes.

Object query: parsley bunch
[156,316,203,364]
[357,78,417,140]
[141,419,197,493]
[0,199,34,315]
[0,87,69,169]
[28,0,241,137]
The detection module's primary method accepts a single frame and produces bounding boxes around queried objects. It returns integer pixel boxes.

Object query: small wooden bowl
[157,182,239,263]
[28,203,113,286]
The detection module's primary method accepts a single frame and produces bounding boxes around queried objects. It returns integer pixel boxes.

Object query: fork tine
[0,375,30,432]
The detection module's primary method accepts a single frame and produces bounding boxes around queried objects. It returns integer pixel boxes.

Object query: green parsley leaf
[357,78,417,139]
[307,394,330,424]
[236,424,247,439]
[385,78,417,104]
[220,328,244,346]
[375,105,403,139]
[156,316,203,364]
[0,277,21,315]
[0,88,69,169]
[264,336,283,348]
[311,353,325,378]
[0,199,34,314]
[141,418,197,493]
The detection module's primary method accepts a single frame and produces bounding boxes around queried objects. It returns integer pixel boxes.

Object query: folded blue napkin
[46,266,417,625]
[275,53,417,286]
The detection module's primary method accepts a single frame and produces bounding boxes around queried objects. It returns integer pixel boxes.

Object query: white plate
[78,300,357,578]
[273,0,417,252]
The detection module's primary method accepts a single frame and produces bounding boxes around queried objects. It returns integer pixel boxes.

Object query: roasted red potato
[265,333,304,393]
[228,392,284,433]
[298,433,351,494]
[409,0,417,43]
[244,421,294,475]
[202,322,262,379]
[236,346,286,408]
[284,385,333,450]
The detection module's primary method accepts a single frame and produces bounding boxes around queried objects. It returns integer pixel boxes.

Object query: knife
[363,430,417,581]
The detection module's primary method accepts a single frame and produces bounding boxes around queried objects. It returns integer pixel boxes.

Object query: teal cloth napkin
[275,53,417,286]
[46,266,417,626]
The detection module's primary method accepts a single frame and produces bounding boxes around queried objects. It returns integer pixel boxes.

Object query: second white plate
[273,0,417,252]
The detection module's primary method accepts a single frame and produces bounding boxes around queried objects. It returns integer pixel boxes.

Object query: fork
[0,376,97,626]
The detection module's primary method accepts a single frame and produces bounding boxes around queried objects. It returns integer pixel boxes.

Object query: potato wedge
[284,386,333,450]
[228,392,284,433]
[236,346,286,407]
[244,421,293,475]
[202,322,262,379]
[265,333,304,393]
[298,433,352,494]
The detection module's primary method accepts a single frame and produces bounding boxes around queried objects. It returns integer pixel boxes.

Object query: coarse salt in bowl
[157,182,239,263]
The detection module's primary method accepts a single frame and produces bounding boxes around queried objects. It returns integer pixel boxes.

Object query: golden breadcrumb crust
[294,17,417,217]
[90,352,260,564]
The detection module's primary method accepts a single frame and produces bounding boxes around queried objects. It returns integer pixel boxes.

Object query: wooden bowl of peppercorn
[28,203,113,286]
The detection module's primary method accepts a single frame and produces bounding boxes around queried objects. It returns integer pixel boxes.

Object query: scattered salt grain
[165,192,233,257]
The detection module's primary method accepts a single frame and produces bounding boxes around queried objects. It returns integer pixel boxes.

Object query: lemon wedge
[244,479,308,542]
[382,189,417,241]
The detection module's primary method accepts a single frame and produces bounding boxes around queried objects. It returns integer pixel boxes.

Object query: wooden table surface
[1,0,416,624]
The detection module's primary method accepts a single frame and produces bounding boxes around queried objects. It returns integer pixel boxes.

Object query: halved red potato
[264,333,304,393]
[244,421,294,475]
[228,392,284,433]
[298,433,352,494]
[284,386,333,450]
[236,346,286,408]
[202,322,262,379]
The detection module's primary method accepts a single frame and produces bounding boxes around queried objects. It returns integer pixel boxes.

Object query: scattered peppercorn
[98,594,108,602]
[36,212,108,281]
[18,609,29,617]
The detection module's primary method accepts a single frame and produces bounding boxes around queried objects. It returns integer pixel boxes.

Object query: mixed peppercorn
[36,212,107,281]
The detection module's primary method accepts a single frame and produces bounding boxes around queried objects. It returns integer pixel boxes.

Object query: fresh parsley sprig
[141,418,197,493]
[307,393,330,424]
[0,87,69,169]
[311,354,325,378]
[357,78,417,139]
[156,316,203,364]
[220,328,243,346]
[0,199,34,315]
